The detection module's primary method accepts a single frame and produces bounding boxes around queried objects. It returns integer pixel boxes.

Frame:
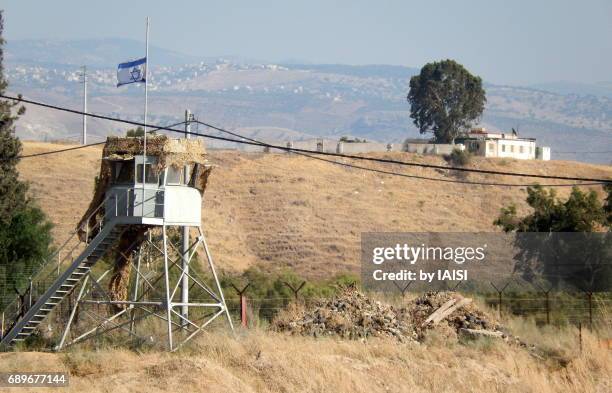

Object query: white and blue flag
[116,57,147,87]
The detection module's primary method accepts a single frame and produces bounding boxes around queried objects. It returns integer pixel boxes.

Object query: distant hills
[5,37,201,67]
[528,81,612,99]
[5,38,612,164]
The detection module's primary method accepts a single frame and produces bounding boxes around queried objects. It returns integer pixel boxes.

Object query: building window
[519,146,524,153]
[488,143,494,152]
[113,161,134,184]
[510,145,514,153]
[166,166,183,185]
[136,164,159,184]
[501,145,505,153]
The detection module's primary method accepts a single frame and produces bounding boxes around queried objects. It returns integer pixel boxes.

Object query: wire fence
[2,269,611,344]
[220,281,612,331]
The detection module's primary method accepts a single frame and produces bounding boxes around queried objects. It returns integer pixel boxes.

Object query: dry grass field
[0,324,610,393]
[7,141,612,392]
[18,140,612,278]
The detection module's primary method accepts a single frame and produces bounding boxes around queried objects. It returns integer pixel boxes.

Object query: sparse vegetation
[339,136,367,143]
[221,267,358,322]
[444,148,472,167]
[126,126,145,137]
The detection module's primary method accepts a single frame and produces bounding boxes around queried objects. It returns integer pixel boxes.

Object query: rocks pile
[271,287,416,341]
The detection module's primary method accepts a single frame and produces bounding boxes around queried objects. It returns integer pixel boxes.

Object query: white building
[456,128,550,161]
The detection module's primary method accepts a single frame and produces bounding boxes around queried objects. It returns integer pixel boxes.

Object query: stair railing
[0,186,164,340]
[0,195,113,339]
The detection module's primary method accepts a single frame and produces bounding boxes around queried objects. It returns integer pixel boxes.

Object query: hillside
[17,141,612,279]
[6,40,612,163]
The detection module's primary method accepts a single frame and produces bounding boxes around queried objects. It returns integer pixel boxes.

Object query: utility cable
[2,94,610,185]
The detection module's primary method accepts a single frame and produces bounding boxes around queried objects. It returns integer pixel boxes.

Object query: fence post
[230,283,250,328]
[578,322,583,354]
[545,291,550,325]
[392,281,413,298]
[283,281,306,301]
[490,282,510,320]
[586,292,593,329]
[240,294,247,327]
[451,281,463,291]
[533,283,552,325]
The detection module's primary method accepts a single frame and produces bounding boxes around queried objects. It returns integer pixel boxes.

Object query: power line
[3,94,611,185]
[193,120,603,188]
[556,151,612,154]
[14,121,187,159]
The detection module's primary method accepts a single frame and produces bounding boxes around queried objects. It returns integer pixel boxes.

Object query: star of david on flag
[117,57,147,87]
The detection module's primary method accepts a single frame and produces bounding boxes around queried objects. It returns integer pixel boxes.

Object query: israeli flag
[117,57,147,87]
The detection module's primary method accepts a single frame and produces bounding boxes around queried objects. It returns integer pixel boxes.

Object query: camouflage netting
[76,136,213,302]
[102,135,209,170]
[78,136,212,240]
[108,227,148,310]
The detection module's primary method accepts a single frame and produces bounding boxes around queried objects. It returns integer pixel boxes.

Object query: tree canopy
[494,186,609,233]
[495,185,612,291]
[407,59,486,143]
[0,11,53,303]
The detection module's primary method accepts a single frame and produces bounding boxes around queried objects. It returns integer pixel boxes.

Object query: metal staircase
[0,219,124,347]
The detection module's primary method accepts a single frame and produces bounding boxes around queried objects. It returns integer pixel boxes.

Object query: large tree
[407,59,486,143]
[0,10,53,304]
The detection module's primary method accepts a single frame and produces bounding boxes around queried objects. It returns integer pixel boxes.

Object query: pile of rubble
[272,288,508,343]
[271,287,416,341]
[406,291,504,342]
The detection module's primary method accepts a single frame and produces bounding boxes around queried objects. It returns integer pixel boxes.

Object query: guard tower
[0,136,233,351]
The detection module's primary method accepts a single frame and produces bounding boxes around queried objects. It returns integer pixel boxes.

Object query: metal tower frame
[55,224,233,352]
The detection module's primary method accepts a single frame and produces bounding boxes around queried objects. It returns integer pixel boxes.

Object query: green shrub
[444,148,471,167]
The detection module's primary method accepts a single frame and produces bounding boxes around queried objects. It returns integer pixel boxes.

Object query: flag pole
[142,16,150,214]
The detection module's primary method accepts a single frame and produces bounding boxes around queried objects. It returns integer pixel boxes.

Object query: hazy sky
[2,0,611,85]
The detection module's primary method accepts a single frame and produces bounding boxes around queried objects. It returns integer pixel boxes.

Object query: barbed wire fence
[2,270,611,350]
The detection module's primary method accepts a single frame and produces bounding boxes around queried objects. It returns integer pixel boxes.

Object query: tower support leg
[181,225,189,328]
[162,225,173,351]
[198,226,234,332]
[129,248,142,334]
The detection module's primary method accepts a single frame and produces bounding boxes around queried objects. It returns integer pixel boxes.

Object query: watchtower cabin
[83,136,210,229]
[1,136,232,351]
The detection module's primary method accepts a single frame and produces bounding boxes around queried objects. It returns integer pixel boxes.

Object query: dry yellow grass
[8,145,612,391]
[17,141,612,278]
[0,327,610,393]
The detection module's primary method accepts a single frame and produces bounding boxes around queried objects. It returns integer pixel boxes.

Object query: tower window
[166,166,183,185]
[136,164,159,184]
